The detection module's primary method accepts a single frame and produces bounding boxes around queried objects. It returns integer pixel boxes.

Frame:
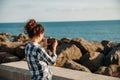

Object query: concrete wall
[0,65,71,80]
[0,65,30,80]
[0,61,119,80]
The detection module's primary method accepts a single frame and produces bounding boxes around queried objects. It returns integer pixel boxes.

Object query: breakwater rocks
[0,33,120,78]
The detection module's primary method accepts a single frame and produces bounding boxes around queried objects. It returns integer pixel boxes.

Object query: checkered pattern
[25,42,57,80]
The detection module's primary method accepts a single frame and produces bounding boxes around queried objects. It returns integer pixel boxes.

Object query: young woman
[24,19,58,80]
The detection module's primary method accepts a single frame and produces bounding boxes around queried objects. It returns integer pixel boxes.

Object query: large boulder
[104,44,120,66]
[101,40,118,55]
[15,44,26,59]
[95,64,120,78]
[0,33,12,37]
[0,41,22,54]
[70,38,104,55]
[0,33,12,42]
[12,34,29,42]
[64,60,91,72]
[0,35,8,42]
[91,41,104,52]
[95,66,108,75]
[0,52,20,63]
[56,43,82,66]
[80,52,104,72]
[60,38,72,43]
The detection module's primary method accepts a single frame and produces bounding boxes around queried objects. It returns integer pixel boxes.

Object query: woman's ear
[39,33,44,41]
[39,33,44,37]
[39,33,42,37]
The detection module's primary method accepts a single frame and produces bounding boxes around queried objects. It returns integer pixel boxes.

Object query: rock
[60,38,72,43]
[95,64,120,78]
[71,38,104,55]
[104,44,120,66]
[95,66,108,74]
[64,60,91,72]
[0,33,12,37]
[0,33,12,42]
[101,40,118,55]
[0,52,20,63]
[110,65,120,78]
[96,66,112,76]
[91,41,104,52]
[0,35,8,42]
[15,44,26,59]
[0,41,23,54]
[12,34,29,42]
[80,52,104,72]
[56,43,82,66]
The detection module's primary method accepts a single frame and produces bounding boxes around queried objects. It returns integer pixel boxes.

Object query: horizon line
[0,19,120,23]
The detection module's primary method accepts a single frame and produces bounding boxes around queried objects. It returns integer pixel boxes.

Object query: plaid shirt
[25,42,57,80]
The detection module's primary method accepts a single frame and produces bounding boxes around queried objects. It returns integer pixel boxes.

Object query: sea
[0,20,120,42]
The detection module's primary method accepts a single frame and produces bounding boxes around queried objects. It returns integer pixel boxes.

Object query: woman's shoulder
[25,42,39,49]
[26,42,43,52]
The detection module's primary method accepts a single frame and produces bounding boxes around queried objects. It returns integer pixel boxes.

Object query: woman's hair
[24,19,44,38]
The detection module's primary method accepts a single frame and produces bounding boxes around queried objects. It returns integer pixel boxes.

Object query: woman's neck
[31,36,40,43]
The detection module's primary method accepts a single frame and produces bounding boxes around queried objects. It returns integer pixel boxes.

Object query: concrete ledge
[0,65,30,80]
[0,61,119,80]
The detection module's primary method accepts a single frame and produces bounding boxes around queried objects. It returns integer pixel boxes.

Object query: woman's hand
[43,37,48,48]
[52,40,58,53]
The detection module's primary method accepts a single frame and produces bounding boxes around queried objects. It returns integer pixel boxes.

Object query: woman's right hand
[43,37,48,47]
[52,40,58,53]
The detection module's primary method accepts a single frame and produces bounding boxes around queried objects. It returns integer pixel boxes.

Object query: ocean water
[0,20,120,42]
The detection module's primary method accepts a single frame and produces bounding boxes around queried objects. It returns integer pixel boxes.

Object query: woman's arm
[40,48,57,64]
[37,40,58,64]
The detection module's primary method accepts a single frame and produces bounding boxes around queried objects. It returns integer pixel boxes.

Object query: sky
[0,0,120,22]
